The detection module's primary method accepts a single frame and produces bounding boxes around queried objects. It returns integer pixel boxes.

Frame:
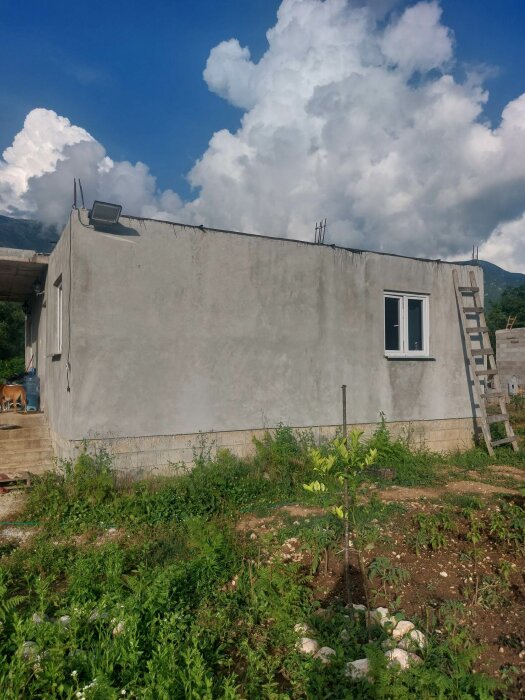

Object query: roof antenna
[314,218,327,244]
[78,179,85,208]
[73,179,77,209]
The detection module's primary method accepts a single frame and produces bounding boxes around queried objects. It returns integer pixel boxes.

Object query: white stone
[293,623,312,635]
[296,637,320,655]
[398,630,427,651]
[392,620,415,640]
[385,648,422,670]
[314,646,336,664]
[31,613,45,624]
[370,607,396,628]
[21,641,38,660]
[439,571,448,578]
[58,615,71,627]
[345,658,370,679]
[112,621,125,636]
[381,637,397,651]
[352,604,367,612]
[340,628,350,641]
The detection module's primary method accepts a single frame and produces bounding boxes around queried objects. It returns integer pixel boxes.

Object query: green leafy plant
[368,556,410,598]
[476,561,513,609]
[305,429,377,607]
[489,501,525,553]
[413,510,454,555]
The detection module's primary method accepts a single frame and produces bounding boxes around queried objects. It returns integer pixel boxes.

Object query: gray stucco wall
[41,211,480,443]
[496,327,525,393]
[39,221,74,439]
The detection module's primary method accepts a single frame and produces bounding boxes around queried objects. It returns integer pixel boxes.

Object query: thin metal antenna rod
[73,179,77,209]
[78,179,85,208]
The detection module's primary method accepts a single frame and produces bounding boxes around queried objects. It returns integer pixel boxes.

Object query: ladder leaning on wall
[452,269,519,456]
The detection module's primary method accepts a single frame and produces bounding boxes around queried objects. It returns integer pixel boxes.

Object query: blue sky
[0,0,281,198]
[1,1,525,269]
[1,0,523,198]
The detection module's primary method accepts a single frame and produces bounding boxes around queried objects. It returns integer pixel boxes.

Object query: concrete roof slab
[0,248,49,302]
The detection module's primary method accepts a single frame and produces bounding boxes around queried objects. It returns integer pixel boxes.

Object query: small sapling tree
[304,429,377,610]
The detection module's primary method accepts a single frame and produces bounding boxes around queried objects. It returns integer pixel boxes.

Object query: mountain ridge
[0,214,58,253]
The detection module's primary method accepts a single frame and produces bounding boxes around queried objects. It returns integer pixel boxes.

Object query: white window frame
[384,293,429,358]
[55,276,63,355]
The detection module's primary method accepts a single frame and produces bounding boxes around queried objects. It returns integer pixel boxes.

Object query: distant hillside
[457,259,525,307]
[0,214,58,253]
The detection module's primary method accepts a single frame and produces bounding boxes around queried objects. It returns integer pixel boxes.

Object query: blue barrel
[24,371,40,412]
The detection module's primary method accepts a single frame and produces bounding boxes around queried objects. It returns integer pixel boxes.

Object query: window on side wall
[54,275,63,356]
[384,293,429,357]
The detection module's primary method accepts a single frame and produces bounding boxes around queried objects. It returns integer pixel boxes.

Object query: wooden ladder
[453,269,518,455]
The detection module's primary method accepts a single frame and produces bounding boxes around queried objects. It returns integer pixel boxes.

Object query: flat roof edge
[113,212,478,267]
[0,247,49,264]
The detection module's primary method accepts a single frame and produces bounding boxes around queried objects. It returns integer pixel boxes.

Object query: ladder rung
[465,326,488,334]
[471,348,494,356]
[491,436,517,447]
[475,369,498,376]
[483,391,506,399]
[463,306,484,313]
[458,286,480,293]
[486,414,508,424]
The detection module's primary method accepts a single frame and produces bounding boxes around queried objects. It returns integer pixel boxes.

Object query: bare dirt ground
[235,467,525,698]
[0,491,26,522]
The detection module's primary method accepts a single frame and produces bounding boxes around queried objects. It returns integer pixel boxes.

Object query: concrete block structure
[496,327,525,395]
[0,210,482,473]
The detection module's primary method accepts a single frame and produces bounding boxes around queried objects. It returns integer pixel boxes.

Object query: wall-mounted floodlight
[89,201,122,225]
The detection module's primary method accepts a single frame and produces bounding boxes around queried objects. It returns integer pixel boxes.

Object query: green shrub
[0,356,25,381]
[252,423,315,489]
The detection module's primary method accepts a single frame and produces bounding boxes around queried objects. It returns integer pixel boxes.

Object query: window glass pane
[385,297,400,350]
[408,298,423,351]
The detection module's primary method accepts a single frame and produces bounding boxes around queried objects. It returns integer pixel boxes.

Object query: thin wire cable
[66,212,73,392]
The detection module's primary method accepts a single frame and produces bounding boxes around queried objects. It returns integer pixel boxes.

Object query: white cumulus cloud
[1,0,525,271]
[0,109,183,224]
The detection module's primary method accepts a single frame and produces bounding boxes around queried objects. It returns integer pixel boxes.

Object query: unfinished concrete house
[496,327,525,395]
[1,207,492,474]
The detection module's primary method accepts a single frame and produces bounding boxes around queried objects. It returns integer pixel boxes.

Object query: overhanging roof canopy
[0,248,49,302]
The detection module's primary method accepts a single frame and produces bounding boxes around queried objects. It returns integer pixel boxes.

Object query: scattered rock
[297,637,320,655]
[352,604,367,612]
[281,538,303,563]
[398,630,427,651]
[385,648,422,670]
[58,615,71,627]
[249,532,257,540]
[112,621,125,636]
[392,620,415,641]
[293,622,312,636]
[345,658,371,679]
[31,613,45,624]
[314,646,336,664]
[381,637,397,651]
[21,641,38,660]
[370,607,396,628]
[439,571,448,578]
[340,628,350,641]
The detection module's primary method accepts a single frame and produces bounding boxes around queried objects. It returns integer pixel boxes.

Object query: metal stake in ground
[342,384,352,606]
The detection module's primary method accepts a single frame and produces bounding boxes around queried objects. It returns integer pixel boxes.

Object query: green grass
[0,425,516,698]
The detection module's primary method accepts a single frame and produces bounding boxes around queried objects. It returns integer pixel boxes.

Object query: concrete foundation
[496,327,525,394]
[52,416,476,476]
